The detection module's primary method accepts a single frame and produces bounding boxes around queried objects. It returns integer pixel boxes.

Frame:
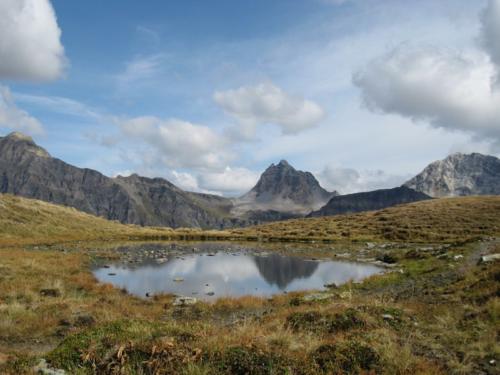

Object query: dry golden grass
[2,193,500,248]
[231,196,500,243]
[0,194,232,247]
[0,193,499,373]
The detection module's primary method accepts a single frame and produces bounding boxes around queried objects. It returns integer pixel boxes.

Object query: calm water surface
[93,242,383,300]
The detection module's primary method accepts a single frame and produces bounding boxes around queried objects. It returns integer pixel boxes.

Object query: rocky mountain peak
[5,131,34,142]
[234,160,336,215]
[405,152,500,197]
[277,159,291,168]
[0,131,50,159]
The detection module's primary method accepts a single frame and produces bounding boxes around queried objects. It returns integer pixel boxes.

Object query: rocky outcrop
[233,160,336,215]
[405,153,500,197]
[309,186,431,217]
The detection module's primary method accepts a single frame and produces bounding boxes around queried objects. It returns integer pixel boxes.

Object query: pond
[93,242,383,300]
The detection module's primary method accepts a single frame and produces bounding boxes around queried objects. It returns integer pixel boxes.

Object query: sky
[0,0,499,196]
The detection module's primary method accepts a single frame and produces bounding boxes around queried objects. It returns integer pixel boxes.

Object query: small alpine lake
[93,242,384,300]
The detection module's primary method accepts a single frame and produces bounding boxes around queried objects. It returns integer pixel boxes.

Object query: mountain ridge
[308,186,431,217]
[0,132,240,229]
[404,152,500,197]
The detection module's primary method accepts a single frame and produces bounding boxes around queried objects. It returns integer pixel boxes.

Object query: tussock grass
[0,194,231,247]
[2,194,500,247]
[0,194,499,373]
[231,196,500,243]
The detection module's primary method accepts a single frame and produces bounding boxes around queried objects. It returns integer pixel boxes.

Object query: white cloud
[169,167,259,196]
[214,82,325,136]
[198,167,259,195]
[0,85,44,135]
[171,171,200,192]
[481,0,500,71]
[353,0,500,150]
[354,46,500,148]
[0,0,66,81]
[318,165,411,194]
[116,116,232,170]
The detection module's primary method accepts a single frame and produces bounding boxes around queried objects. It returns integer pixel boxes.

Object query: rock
[365,242,376,249]
[173,296,197,306]
[206,291,215,296]
[376,254,398,264]
[303,293,334,302]
[33,359,66,375]
[453,255,464,261]
[107,273,117,276]
[39,289,61,297]
[479,254,500,264]
[324,282,338,289]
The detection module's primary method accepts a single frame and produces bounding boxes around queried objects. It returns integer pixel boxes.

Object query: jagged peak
[278,159,291,167]
[1,131,50,158]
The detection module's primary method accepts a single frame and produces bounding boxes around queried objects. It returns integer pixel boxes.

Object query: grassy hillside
[1,194,500,247]
[0,194,229,247]
[231,196,500,243]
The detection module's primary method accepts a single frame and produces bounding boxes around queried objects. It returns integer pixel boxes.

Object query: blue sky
[1,0,499,196]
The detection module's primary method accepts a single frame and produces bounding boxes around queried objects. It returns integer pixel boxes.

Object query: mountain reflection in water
[93,244,382,300]
[254,254,318,289]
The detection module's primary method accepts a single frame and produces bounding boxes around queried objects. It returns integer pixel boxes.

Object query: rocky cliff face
[234,160,336,215]
[309,186,431,217]
[0,132,240,229]
[404,153,500,197]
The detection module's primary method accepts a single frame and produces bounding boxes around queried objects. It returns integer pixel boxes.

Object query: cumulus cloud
[214,82,325,136]
[198,167,259,195]
[0,85,44,135]
[0,0,66,81]
[318,165,410,194]
[169,167,258,196]
[116,116,232,170]
[354,0,500,149]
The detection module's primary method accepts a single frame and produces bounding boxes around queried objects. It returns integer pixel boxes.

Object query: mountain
[233,160,336,216]
[0,132,240,229]
[404,153,500,197]
[308,186,431,217]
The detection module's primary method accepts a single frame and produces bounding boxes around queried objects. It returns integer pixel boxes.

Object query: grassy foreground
[0,194,499,374]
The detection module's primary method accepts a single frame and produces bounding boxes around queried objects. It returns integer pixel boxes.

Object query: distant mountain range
[0,131,499,228]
